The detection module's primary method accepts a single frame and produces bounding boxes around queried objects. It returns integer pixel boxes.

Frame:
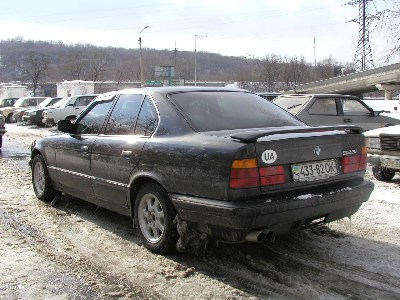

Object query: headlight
[366,137,381,149]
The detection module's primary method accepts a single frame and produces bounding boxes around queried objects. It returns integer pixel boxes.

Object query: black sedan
[30,87,374,254]
[22,97,63,126]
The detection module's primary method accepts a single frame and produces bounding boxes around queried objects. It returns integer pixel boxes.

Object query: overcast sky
[0,0,396,65]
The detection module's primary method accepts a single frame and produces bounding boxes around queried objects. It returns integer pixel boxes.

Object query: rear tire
[6,114,14,123]
[372,166,396,182]
[0,135,2,148]
[32,154,58,202]
[134,183,178,254]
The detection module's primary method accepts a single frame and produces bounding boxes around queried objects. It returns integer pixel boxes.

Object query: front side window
[341,99,371,116]
[75,100,113,134]
[74,96,96,107]
[105,94,143,135]
[308,98,337,115]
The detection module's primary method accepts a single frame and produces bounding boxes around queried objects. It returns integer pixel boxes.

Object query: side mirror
[57,119,73,133]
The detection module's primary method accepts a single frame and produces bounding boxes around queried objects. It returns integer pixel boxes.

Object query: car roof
[93,87,250,101]
[278,94,357,98]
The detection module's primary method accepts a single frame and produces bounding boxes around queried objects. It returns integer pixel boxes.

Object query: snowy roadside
[1,124,399,299]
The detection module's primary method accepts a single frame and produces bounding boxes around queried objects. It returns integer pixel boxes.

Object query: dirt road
[1,124,399,299]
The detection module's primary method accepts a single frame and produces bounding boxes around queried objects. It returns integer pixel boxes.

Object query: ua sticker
[261,150,277,164]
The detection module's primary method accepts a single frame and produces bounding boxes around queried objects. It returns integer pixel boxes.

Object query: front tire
[134,183,178,254]
[32,154,58,202]
[372,166,396,182]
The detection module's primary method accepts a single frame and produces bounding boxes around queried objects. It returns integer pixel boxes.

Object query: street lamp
[246,53,255,84]
[194,34,207,86]
[139,25,149,87]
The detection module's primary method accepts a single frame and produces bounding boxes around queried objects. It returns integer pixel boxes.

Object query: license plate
[291,159,338,182]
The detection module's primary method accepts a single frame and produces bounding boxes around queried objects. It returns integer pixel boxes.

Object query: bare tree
[260,54,282,91]
[18,52,50,96]
[87,49,109,82]
[370,1,400,60]
[313,56,338,80]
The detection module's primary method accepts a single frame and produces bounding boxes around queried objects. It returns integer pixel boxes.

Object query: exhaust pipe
[245,229,275,243]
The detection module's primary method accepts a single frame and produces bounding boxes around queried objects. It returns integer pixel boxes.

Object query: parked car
[22,97,63,126]
[30,87,373,254]
[273,94,400,131]
[0,97,19,108]
[0,96,47,123]
[42,94,98,126]
[365,125,400,181]
[0,112,5,148]
[15,97,62,123]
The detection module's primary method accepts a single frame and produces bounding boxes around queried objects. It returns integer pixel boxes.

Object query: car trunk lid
[223,125,366,194]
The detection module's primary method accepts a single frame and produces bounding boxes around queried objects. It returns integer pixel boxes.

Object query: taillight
[230,158,285,189]
[341,147,367,173]
[259,165,285,186]
[230,158,259,188]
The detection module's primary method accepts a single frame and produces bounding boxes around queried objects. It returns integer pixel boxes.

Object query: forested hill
[0,37,350,92]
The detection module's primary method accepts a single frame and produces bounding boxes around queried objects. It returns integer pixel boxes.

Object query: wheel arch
[65,115,77,120]
[128,174,172,218]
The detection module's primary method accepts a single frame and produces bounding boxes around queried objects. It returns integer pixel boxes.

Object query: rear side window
[135,96,158,136]
[308,98,337,115]
[105,94,143,135]
[169,91,303,132]
[273,96,310,114]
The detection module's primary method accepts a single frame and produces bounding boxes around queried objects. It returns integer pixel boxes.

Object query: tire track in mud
[2,156,400,299]
[196,233,400,300]
[0,207,164,300]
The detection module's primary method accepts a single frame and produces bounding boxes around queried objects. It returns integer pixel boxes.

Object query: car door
[55,99,114,201]
[338,97,376,130]
[299,97,343,126]
[90,94,159,209]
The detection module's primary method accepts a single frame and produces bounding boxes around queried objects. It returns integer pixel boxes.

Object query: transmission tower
[350,0,374,71]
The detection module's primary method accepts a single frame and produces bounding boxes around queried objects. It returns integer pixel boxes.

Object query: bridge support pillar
[376,84,400,100]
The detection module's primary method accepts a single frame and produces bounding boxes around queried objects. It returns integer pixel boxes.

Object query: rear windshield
[168,91,304,132]
[273,96,310,114]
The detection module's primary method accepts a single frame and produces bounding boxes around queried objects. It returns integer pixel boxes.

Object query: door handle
[81,145,88,152]
[122,150,132,157]
[344,118,352,123]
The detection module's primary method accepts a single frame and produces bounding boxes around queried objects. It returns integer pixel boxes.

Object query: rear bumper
[170,179,374,241]
[23,115,41,125]
[367,153,400,170]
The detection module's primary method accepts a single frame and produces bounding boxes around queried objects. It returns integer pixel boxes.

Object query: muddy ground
[0,124,399,299]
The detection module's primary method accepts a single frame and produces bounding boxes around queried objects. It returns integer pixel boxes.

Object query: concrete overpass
[294,62,400,99]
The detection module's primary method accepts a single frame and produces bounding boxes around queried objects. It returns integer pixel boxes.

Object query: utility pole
[194,34,207,86]
[172,41,178,67]
[246,53,255,83]
[313,34,316,67]
[139,25,149,87]
[349,0,374,71]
